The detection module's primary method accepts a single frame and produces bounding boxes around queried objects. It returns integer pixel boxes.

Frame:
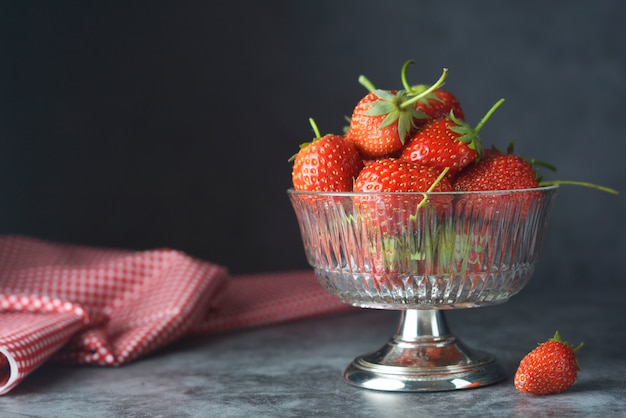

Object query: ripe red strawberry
[346,69,449,159]
[453,150,539,191]
[401,117,478,177]
[353,158,453,232]
[291,119,363,192]
[353,158,454,279]
[514,331,583,395]
[452,148,543,233]
[401,99,504,176]
[413,88,465,128]
[354,158,452,194]
[346,89,411,159]
[455,144,619,195]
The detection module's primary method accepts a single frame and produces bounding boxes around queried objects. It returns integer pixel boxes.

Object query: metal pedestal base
[344,310,507,392]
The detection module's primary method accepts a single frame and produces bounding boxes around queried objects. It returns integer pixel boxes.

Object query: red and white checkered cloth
[0,235,354,395]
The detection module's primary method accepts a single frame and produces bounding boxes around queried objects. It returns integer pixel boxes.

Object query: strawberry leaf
[372,89,398,101]
[363,89,423,143]
[365,100,396,116]
[448,110,483,154]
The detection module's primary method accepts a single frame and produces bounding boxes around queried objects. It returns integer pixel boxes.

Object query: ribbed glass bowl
[288,186,558,310]
[288,186,558,392]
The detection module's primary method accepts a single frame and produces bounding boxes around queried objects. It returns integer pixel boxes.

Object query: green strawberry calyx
[448,98,506,159]
[358,68,449,145]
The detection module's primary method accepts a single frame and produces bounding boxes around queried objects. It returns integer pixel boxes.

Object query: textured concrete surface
[0,285,623,417]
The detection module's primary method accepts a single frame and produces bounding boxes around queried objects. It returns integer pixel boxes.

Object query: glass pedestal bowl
[288,186,558,392]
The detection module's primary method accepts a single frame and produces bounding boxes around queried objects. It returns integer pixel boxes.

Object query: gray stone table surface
[0,279,624,417]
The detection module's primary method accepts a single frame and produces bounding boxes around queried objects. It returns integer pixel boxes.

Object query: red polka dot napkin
[0,236,353,395]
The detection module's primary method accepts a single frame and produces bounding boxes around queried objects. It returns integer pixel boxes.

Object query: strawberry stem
[358,75,377,92]
[474,98,505,134]
[401,60,444,98]
[400,59,415,92]
[309,117,321,139]
[400,68,449,109]
[417,167,450,209]
[539,180,619,195]
[288,118,323,162]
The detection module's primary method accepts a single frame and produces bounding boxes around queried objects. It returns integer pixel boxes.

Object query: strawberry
[346,89,409,159]
[353,158,452,194]
[451,148,544,248]
[514,331,583,395]
[413,88,465,128]
[455,143,620,195]
[400,60,465,127]
[352,158,454,281]
[353,158,453,235]
[401,117,477,178]
[291,118,363,192]
[400,99,505,177]
[453,149,539,191]
[346,69,449,159]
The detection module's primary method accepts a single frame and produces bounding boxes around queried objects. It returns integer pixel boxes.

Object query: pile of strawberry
[291,62,542,194]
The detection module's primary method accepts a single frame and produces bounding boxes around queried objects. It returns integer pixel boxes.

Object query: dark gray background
[1,1,624,294]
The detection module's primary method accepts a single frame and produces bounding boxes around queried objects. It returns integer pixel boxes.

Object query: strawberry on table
[514,331,583,395]
[346,68,449,159]
[401,99,505,177]
[291,118,363,192]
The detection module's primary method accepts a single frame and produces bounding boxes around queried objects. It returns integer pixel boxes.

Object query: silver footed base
[344,310,507,392]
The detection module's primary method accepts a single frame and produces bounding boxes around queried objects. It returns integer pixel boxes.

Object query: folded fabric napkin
[0,235,354,395]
